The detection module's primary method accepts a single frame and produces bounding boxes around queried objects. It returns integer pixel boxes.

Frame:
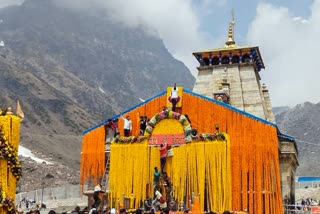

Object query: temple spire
[225,9,236,48]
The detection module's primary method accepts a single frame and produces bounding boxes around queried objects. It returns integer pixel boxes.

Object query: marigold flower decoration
[0,187,16,214]
[145,110,193,142]
[191,132,226,141]
[112,110,225,144]
[114,135,148,144]
[0,127,22,180]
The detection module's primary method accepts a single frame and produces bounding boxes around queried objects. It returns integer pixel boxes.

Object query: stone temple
[80,16,299,214]
[192,16,299,206]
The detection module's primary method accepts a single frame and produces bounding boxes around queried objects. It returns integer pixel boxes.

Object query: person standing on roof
[168,83,180,112]
[140,116,147,136]
[121,115,132,137]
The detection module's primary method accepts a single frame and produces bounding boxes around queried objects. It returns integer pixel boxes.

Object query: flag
[16,100,24,120]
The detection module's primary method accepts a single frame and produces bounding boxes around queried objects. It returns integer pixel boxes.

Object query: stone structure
[192,16,299,204]
[279,135,299,205]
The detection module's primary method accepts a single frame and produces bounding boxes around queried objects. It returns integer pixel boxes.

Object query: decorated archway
[108,110,231,212]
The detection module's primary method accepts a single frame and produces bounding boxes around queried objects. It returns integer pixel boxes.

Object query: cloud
[0,0,24,8]
[54,0,224,76]
[247,2,320,106]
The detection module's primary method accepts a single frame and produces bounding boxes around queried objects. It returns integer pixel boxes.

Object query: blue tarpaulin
[297,177,320,182]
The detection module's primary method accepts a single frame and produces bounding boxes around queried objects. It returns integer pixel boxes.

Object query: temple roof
[192,45,265,71]
[82,87,295,157]
[193,45,256,54]
[192,14,265,71]
[83,89,283,135]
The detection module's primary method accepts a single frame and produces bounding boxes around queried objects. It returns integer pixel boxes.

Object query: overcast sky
[0,0,318,106]
[0,0,23,8]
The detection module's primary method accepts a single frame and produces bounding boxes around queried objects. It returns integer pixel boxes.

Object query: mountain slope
[0,0,194,110]
[0,0,195,191]
[0,55,98,163]
[275,102,320,176]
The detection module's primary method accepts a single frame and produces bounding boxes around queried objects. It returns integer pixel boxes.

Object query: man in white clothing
[122,115,132,137]
[169,84,180,112]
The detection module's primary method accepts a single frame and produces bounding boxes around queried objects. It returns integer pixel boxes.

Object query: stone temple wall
[193,64,271,121]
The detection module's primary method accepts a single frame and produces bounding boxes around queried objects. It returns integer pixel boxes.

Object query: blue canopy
[297,177,320,182]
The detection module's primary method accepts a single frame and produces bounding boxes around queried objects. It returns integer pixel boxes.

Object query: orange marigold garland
[0,128,21,180]
[80,125,106,190]
[82,90,283,214]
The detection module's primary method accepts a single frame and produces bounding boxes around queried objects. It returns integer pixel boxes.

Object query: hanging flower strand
[0,187,16,214]
[0,127,22,180]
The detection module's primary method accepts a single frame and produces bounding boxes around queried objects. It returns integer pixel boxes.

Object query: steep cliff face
[0,0,194,111]
[0,0,195,191]
[0,55,99,167]
[275,102,320,176]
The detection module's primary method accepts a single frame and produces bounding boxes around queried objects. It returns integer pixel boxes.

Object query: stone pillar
[279,139,299,205]
[262,84,275,122]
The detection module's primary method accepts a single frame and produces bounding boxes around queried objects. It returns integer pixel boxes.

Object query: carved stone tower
[193,16,274,122]
[192,16,298,205]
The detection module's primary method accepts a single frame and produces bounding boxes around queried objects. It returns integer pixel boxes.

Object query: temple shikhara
[80,17,298,214]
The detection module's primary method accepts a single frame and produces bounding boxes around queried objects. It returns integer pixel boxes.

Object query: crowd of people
[17,206,85,214]
[88,207,234,214]
[293,196,320,211]
[18,205,235,214]
[18,198,47,210]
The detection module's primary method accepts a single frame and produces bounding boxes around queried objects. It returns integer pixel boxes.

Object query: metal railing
[15,184,88,205]
[283,204,314,214]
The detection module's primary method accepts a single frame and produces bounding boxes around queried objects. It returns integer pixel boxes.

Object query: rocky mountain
[273,106,290,116]
[275,102,320,176]
[0,0,194,192]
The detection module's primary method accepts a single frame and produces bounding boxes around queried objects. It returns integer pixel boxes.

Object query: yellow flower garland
[108,118,232,212]
[0,114,21,214]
